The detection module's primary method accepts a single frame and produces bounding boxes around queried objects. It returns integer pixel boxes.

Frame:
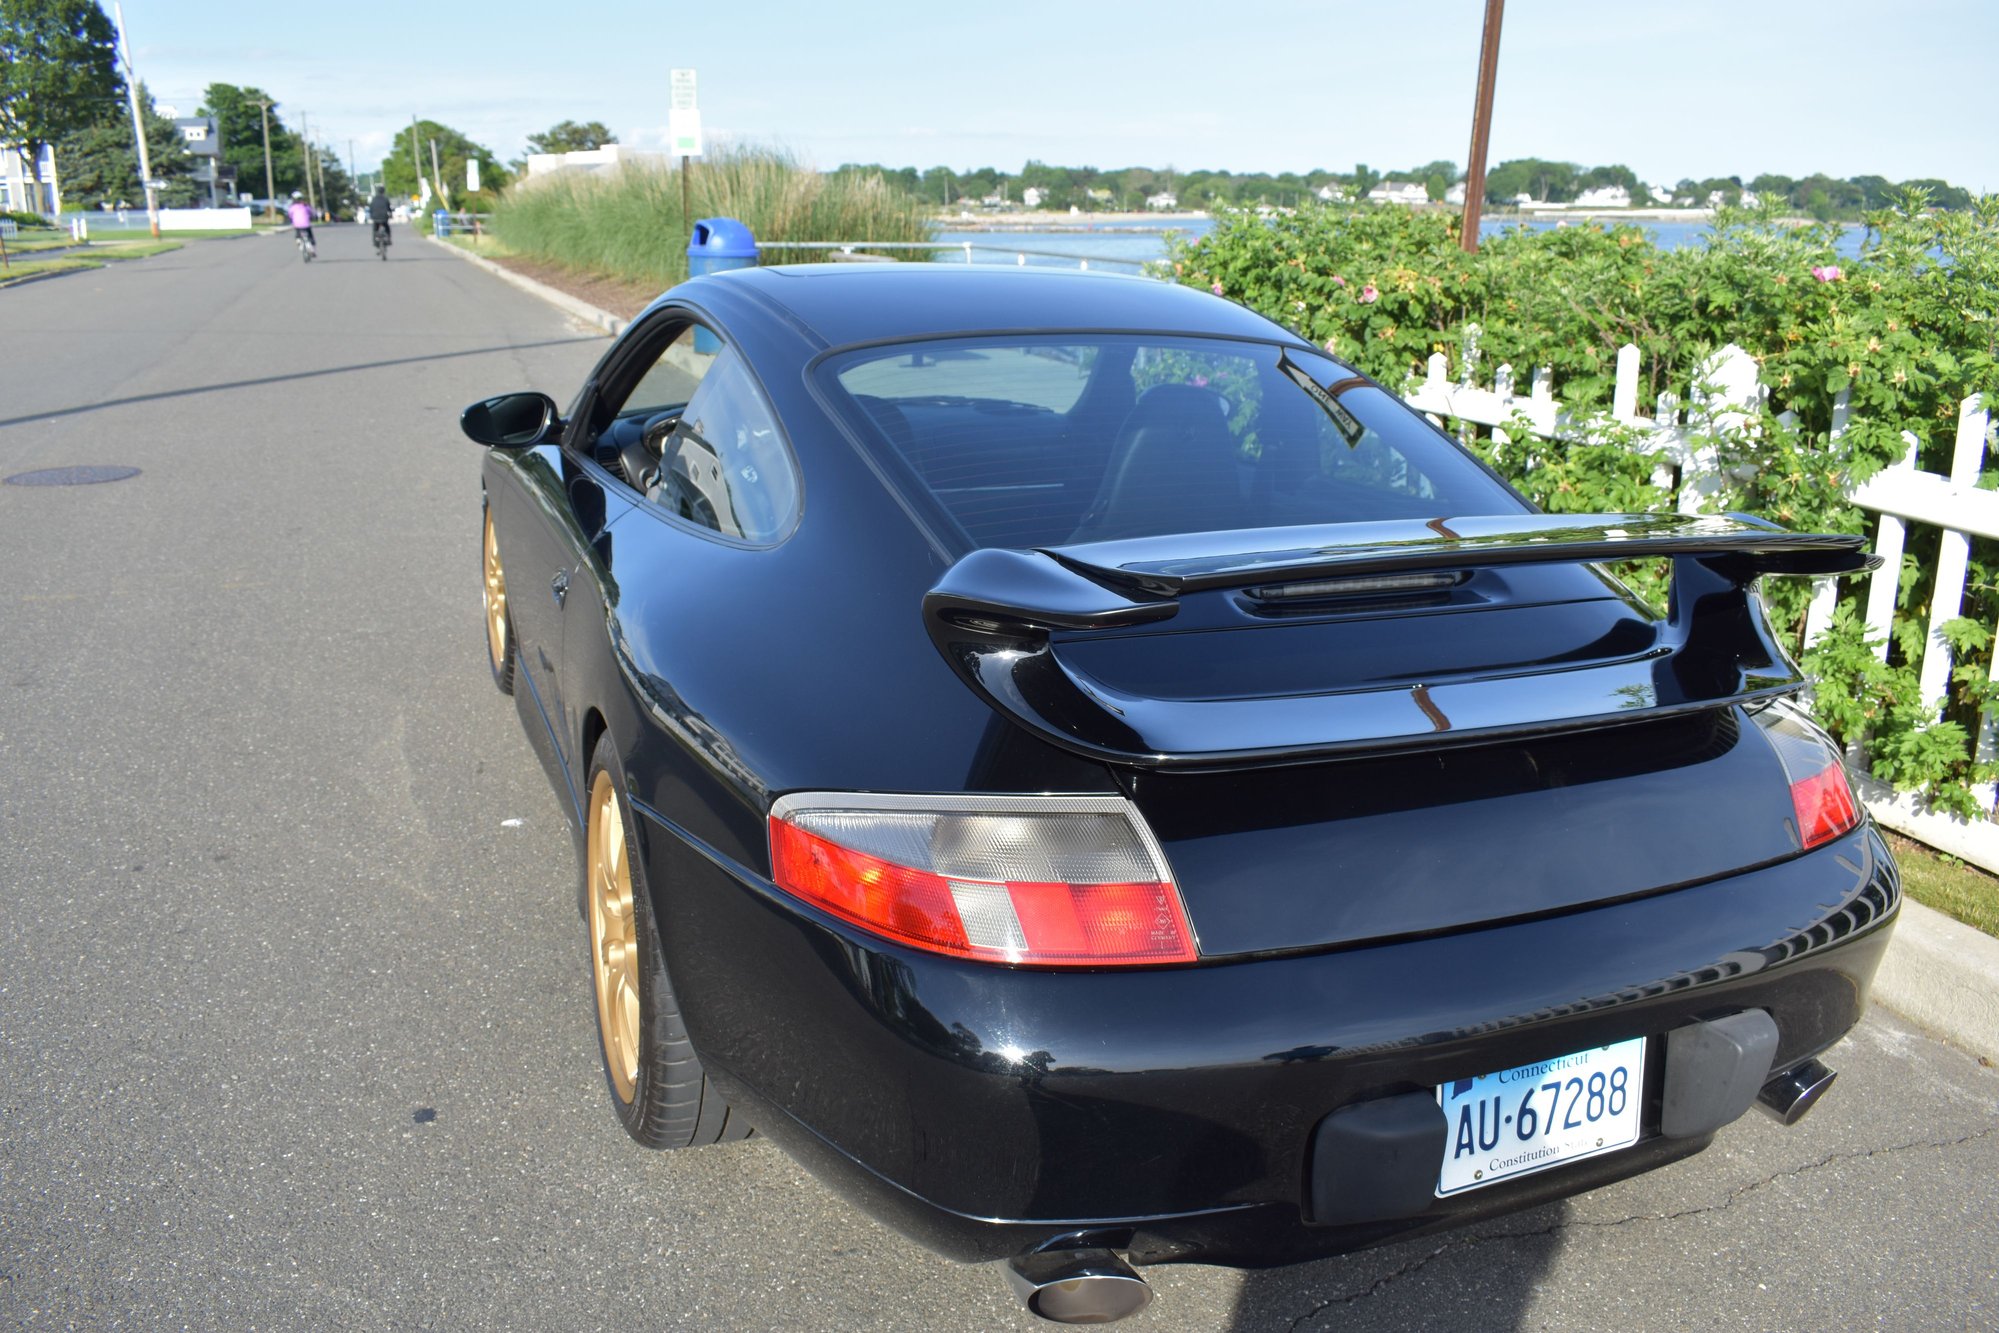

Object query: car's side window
[648,345,798,543]
[624,325,714,418]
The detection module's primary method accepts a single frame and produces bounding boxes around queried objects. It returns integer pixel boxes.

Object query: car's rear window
[821,335,1526,551]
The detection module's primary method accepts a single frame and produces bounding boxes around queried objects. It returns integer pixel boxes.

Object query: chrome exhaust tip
[1756,1057,1836,1126]
[1004,1248,1152,1324]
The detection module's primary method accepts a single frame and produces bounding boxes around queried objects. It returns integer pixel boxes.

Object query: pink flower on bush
[1210,281,1225,295]
[1811,265,1843,282]
[1332,275,1347,287]
[1191,374,1210,388]
[1358,283,1380,304]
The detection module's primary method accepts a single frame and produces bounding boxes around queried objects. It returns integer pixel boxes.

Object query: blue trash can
[433,209,450,238]
[688,219,758,351]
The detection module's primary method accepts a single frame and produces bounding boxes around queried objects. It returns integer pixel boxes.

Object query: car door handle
[550,570,570,606]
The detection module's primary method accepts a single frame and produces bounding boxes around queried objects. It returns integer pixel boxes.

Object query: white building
[1573,184,1632,208]
[1314,183,1347,203]
[1444,181,1466,205]
[1145,190,1178,210]
[0,143,60,215]
[1021,186,1045,208]
[522,144,670,180]
[1366,180,1430,206]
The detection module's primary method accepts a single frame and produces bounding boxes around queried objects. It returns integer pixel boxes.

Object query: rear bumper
[643,811,1897,1267]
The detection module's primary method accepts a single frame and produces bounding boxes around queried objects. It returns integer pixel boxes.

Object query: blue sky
[127,0,1997,190]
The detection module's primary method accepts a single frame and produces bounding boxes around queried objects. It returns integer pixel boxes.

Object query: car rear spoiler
[922,513,1879,768]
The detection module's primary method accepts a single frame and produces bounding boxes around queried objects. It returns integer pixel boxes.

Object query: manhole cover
[3,465,143,487]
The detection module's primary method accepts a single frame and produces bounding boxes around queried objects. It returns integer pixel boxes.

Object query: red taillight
[1790,764,1860,850]
[1757,703,1862,851]
[766,795,1198,967]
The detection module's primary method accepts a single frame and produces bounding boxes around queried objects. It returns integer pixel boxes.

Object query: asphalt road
[2,229,1995,1332]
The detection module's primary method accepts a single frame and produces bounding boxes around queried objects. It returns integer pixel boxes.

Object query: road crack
[1284,1123,1999,1331]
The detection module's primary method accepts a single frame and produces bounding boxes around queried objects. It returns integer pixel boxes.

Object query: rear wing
[922,513,1878,769]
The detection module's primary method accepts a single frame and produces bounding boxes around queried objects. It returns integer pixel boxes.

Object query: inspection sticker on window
[1435,1037,1646,1196]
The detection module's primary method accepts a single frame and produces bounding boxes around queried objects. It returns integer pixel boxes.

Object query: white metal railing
[1405,340,1999,863]
[754,239,1150,271]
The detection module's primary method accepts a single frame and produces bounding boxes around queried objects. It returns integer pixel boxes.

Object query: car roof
[683,263,1312,352]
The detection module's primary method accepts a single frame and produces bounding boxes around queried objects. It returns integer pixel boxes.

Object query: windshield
[822,336,1526,551]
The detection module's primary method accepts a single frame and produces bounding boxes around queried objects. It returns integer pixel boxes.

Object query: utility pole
[409,115,424,206]
[430,138,450,211]
[314,130,328,217]
[301,112,317,214]
[111,3,159,238]
[256,99,276,217]
[1460,0,1505,254]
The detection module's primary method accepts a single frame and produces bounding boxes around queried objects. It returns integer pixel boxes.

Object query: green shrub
[1173,195,1999,815]
[490,146,933,290]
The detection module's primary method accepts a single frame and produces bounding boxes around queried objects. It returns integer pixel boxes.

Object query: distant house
[1645,183,1676,204]
[1145,190,1178,210]
[1022,186,1045,208]
[1444,181,1466,205]
[1513,192,1535,207]
[1314,183,1347,203]
[1366,180,1429,206]
[1574,185,1632,208]
[174,117,226,207]
[0,143,60,215]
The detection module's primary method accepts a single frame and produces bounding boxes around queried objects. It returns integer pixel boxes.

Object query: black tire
[482,506,516,695]
[583,734,751,1149]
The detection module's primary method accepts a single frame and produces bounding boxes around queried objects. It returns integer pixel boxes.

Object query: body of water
[928,214,1866,272]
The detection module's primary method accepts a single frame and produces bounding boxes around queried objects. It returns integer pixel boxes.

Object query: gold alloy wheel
[588,769,641,1104]
[483,510,509,674]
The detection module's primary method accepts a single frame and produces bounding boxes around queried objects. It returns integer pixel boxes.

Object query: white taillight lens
[1756,703,1861,850]
[766,793,1197,967]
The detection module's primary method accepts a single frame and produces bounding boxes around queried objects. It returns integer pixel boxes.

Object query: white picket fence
[1400,342,1999,868]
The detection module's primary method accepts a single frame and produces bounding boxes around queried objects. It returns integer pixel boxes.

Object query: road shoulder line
[426,235,625,336]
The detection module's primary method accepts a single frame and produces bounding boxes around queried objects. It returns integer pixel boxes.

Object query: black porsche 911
[462,261,1896,1324]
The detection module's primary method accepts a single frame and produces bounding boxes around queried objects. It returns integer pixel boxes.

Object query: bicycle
[371,222,390,261]
[295,230,316,262]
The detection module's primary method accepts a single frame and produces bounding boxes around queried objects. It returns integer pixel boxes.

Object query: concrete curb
[425,227,1999,1063]
[426,234,628,337]
[1875,896,1999,1062]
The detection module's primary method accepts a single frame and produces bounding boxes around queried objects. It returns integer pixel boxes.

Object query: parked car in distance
[462,262,1897,1324]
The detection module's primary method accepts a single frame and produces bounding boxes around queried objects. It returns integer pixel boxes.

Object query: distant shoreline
[934,205,1845,231]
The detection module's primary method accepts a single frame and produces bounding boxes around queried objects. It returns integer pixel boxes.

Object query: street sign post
[670,68,701,258]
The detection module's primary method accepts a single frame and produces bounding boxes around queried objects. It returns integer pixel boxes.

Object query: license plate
[1435,1037,1647,1196]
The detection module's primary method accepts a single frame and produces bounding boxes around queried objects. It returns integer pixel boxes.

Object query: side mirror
[461,392,559,448]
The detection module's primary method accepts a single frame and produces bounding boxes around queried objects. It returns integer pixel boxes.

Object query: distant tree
[199,83,313,205]
[1848,174,1894,209]
[524,119,614,156]
[381,119,510,209]
[0,0,122,212]
[1485,158,1579,203]
[920,164,957,205]
[1900,178,1972,210]
[958,166,1001,201]
[1578,163,1638,192]
[55,82,193,208]
[1350,163,1380,198]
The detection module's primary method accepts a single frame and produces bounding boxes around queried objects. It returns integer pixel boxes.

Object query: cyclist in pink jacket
[286,191,316,256]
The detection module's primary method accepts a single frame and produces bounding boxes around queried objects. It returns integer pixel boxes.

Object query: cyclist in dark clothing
[367,187,393,250]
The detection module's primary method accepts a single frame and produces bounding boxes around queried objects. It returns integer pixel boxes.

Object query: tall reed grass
[490,147,934,289]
